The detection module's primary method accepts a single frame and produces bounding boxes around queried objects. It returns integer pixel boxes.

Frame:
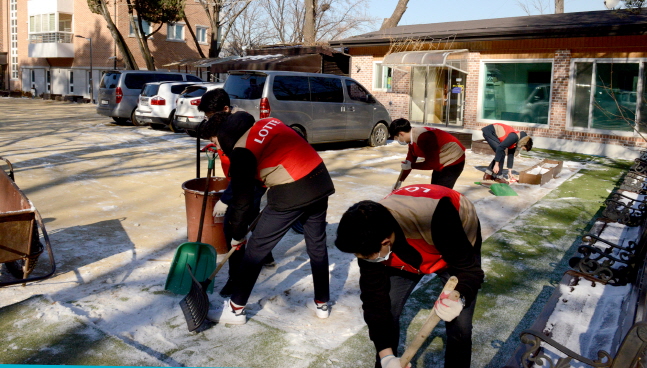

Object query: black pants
[482,127,505,178]
[231,197,330,306]
[374,268,477,368]
[432,160,465,189]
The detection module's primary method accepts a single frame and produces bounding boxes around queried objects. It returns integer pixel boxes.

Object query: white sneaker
[310,299,330,319]
[206,300,246,325]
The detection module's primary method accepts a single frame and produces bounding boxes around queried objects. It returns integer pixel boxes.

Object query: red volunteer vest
[493,123,520,149]
[236,118,323,187]
[380,184,479,275]
[410,127,465,170]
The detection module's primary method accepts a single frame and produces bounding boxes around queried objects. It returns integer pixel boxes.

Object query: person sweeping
[481,123,533,184]
[202,111,335,324]
[389,118,466,190]
[335,184,484,368]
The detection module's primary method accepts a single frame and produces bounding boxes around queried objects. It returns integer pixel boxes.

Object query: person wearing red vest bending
[389,118,466,190]
[481,123,533,184]
[203,111,335,325]
[336,184,484,368]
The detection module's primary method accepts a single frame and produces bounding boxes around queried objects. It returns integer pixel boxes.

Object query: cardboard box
[519,159,564,185]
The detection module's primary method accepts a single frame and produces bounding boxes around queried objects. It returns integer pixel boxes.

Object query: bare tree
[304,0,316,45]
[380,0,409,30]
[197,0,253,58]
[261,0,375,44]
[225,1,273,56]
[516,0,550,15]
[87,0,138,69]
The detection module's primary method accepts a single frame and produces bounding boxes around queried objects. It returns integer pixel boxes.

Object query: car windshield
[225,74,267,99]
[100,72,121,89]
[181,86,207,98]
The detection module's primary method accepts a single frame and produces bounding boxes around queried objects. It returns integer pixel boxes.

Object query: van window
[100,72,121,88]
[157,73,184,82]
[171,84,191,94]
[141,84,160,97]
[187,75,202,82]
[345,80,372,103]
[310,77,343,103]
[273,76,310,101]
[181,86,207,98]
[225,74,267,99]
[124,73,159,90]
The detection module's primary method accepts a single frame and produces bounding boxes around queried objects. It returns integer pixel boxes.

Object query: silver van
[97,70,203,126]
[224,70,391,146]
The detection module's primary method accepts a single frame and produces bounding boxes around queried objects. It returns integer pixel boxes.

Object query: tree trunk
[208,3,222,58]
[303,0,316,45]
[555,0,564,13]
[184,14,207,59]
[96,0,138,69]
[126,0,155,70]
[380,0,409,30]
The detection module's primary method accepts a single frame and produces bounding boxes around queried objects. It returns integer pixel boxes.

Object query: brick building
[330,10,647,159]
[0,0,211,99]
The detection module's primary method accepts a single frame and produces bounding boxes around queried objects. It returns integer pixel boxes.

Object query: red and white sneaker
[207,300,246,325]
[309,299,330,319]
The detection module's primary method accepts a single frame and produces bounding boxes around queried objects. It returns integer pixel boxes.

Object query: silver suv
[135,82,201,132]
[173,82,224,135]
[97,70,203,126]
[224,70,391,146]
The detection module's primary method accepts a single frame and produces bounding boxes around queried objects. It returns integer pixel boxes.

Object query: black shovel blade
[180,264,210,332]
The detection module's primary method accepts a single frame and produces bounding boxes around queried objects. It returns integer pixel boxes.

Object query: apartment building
[330,10,647,159]
[1,0,211,99]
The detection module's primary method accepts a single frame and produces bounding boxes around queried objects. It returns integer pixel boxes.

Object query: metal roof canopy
[380,49,469,74]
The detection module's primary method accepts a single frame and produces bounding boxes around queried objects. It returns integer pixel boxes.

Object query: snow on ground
[0,99,604,367]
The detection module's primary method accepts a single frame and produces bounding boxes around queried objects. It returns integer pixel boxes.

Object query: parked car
[223,70,391,146]
[97,70,203,126]
[134,81,201,132]
[173,82,225,135]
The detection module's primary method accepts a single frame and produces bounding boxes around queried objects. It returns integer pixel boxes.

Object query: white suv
[135,82,202,132]
[173,82,224,136]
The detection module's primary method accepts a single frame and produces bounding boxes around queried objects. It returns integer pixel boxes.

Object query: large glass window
[570,61,643,132]
[481,62,553,124]
[130,18,152,37]
[196,26,207,44]
[167,23,184,41]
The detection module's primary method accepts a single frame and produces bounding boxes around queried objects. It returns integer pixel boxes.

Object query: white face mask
[365,246,392,263]
[396,138,408,146]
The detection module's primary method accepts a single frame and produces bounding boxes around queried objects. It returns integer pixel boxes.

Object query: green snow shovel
[474,181,518,196]
[165,150,218,295]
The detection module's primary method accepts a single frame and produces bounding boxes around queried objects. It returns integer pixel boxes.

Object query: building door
[409,66,466,126]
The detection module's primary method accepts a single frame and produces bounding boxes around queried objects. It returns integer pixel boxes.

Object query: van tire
[368,123,388,147]
[291,125,307,141]
[131,110,146,126]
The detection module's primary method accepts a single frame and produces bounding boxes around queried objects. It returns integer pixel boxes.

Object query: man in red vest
[389,118,466,190]
[336,184,484,368]
[481,123,533,184]
[202,111,335,324]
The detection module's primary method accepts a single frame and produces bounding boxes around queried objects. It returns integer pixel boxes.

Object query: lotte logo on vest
[253,119,281,144]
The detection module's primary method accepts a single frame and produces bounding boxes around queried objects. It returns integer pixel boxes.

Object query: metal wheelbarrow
[0,156,56,287]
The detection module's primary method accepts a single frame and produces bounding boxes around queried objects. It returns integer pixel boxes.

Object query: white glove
[434,291,463,322]
[401,160,412,171]
[381,355,410,368]
[231,238,247,250]
[213,200,228,217]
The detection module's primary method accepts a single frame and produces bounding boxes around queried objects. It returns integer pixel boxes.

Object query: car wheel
[368,123,388,147]
[169,113,185,133]
[131,110,147,126]
[291,125,307,141]
[112,117,128,125]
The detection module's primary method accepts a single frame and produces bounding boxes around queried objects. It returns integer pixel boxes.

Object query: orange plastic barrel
[182,177,229,254]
